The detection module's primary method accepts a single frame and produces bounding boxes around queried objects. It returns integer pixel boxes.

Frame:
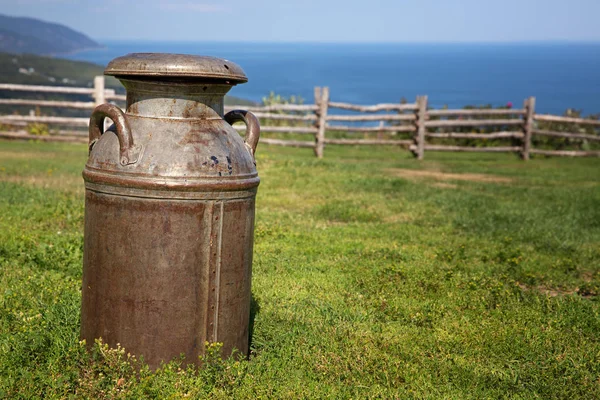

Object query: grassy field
[0,140,599,398]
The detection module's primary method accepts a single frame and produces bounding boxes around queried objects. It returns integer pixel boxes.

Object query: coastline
[45,45,106,62]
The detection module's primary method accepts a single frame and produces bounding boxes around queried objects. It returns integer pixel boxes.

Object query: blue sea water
[65,41,600,115]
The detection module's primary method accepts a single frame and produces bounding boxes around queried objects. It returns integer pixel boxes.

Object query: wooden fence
[1,77,599,159]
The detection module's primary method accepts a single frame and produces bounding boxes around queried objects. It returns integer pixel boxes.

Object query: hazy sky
[2,0,600,43]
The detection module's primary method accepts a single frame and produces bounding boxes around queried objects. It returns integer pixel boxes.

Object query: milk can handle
[224,110,260,157]
[89,103,142,166]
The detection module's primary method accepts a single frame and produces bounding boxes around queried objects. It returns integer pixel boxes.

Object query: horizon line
[94,39,600,45]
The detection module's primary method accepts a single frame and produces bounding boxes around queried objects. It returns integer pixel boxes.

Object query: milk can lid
[105,53,248,83]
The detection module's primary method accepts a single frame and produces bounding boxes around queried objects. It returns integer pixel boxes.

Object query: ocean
[65,41,600,115]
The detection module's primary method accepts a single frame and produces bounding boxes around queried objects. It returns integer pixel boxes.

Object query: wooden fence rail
[1,77,599,159]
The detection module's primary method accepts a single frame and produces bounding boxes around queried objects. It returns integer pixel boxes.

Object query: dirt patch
[0,150,56,160]
[386,168,514,184]
[0,174,82,193]
[517,282,575,297]
[517,282,595,299]
[431,182,459,189]
[383,213,415,223]
[582,271,595,282]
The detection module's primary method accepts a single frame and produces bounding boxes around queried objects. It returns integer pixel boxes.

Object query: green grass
[1,140,599,398]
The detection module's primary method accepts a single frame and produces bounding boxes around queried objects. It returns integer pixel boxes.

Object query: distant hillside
[0,14,101,55]
[0,52,121,89]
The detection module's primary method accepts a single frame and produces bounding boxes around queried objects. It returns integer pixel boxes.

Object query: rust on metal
[81,53,260,370]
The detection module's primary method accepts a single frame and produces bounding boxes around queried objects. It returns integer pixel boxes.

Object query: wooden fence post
[414,95,428,160]
[93,76,105,107]
[521,96,536,160]
[314,86,329,158]
[313,87,321,157]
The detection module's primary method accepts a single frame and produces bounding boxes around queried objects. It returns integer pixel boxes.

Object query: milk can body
[80,54,260,369]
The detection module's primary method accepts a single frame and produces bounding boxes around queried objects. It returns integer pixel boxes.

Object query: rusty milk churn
[81,53,260,369]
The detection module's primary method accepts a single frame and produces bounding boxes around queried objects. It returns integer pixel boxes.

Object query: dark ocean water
[65,41,600,114]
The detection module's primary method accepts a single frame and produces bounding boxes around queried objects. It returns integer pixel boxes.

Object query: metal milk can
[80,53,260,369]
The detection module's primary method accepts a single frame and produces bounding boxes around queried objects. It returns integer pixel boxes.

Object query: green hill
[0,14,101,55]
[0,52,120,89]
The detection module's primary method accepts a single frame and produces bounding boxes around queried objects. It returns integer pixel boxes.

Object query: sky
[2,0,600,43]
